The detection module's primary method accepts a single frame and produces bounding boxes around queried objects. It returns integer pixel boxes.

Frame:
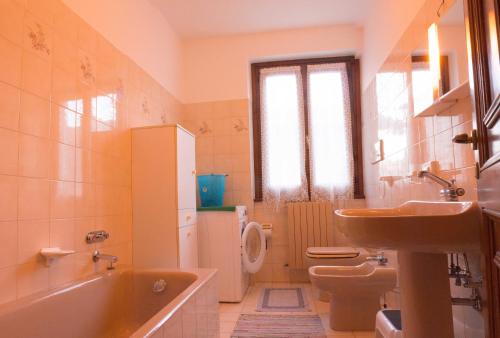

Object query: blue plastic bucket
[197,174,226,207]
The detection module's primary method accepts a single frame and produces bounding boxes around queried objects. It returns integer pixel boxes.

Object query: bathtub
[0,267,219,338]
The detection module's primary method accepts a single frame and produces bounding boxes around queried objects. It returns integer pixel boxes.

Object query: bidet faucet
[417,171,465,202]
[366,252,388,266]
[93,250,118,270]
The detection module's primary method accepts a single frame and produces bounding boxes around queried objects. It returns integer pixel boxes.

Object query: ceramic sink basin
[334,201,481,253]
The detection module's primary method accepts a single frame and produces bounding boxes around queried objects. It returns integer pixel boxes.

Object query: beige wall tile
[0,175,18,221]
[18,219,49,264]
[21,51,51,99]
[49,141,75,181]
[20,92,51,138]
[16,260,49,298]
[0,128,19,175]
[0,1,25,46]
[0,0,183,305]
[0,36,23,87]
[18,177,50,220]
[0,221,18,269]
[0,266,17,304]
[0,82,21,130]
[49,180,75,219]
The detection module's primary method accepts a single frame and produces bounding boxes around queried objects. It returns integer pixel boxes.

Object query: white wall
[62,0,426,102]
[361,0,426,89]
[182,25,363,103]
[63,0,184,100]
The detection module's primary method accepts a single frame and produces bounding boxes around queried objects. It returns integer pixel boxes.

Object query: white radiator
[287,202,335,269]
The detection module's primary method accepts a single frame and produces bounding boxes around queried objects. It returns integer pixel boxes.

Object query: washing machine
[197,206,266,302]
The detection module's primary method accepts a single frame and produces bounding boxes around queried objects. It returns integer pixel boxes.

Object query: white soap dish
[40,247,75,267]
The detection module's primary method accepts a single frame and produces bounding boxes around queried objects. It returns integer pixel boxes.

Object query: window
[251,56,363,204]
[410,55,450,114]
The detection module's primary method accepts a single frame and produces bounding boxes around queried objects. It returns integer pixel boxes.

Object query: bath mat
[231,314,326,338]
[256,287,310,312]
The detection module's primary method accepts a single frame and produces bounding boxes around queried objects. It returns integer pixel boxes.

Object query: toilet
[309,262,397,331]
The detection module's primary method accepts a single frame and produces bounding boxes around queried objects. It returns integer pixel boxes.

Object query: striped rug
[256,287,311,312]
[231,314,326,338]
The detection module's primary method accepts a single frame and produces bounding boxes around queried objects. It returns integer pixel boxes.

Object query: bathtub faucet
[93,250,118,270]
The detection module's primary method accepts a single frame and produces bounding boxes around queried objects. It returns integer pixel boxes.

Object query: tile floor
[219,282,376,338]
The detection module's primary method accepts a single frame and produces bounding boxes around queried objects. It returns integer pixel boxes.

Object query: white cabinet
[176,128,196,210]
[179,224,198,269]
[131,124,198,269]
[178,209,197,228]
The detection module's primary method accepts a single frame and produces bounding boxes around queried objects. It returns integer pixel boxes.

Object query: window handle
[452,130,477,150]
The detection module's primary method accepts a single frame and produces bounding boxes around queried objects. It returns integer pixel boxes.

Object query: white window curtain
[260,66,309,205]
[307,63,354,201]
[258,62,355,206]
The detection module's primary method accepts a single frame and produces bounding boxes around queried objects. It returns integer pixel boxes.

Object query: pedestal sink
[335,201,481,338]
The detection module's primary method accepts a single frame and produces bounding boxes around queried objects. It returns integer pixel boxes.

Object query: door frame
[464,0,500,336]
[464,0,492,166]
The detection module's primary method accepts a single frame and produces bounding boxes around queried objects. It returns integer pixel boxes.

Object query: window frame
[411,54,450,95]
[251,56,364,202]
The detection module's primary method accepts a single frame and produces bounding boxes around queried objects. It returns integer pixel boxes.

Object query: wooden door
[463,0,500,336]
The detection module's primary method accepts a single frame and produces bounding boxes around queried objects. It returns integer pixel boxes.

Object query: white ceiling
[149,0,373,39]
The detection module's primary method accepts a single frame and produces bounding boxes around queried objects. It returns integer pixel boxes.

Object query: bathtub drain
[152,279,167,293]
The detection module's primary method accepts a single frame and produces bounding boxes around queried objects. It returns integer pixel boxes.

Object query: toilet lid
[241,222,266,273]
[306,247,360,259]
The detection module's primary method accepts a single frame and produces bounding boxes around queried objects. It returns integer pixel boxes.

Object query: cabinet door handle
[191,169,196,175]
[186,215,192,221]
[187,231,191,237]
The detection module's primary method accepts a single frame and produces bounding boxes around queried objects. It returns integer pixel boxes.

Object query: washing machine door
[241,221,266,273]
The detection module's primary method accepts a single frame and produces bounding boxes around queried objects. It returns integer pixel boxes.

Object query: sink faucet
[366,252,388,266]
[93,250,118,270]
[417,171,465,202]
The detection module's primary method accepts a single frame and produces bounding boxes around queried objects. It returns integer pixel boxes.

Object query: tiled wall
[182,100,291,282]
[361,0,482,336]
[183,100,252,208]
[0,0,181,305]
[182,100,367,283]
[0,2,483,335]
[362,0,476,208]
[154,274,219,338]
[182,0,483,334]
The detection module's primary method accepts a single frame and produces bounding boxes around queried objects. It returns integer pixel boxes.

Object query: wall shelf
[415,81,470,117]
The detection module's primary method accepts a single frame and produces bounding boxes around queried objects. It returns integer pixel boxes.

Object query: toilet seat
[306,247,362,259]
[304,247,370,269]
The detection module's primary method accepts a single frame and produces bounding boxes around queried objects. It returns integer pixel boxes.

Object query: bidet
[309,262,397,330]
[335,200,481,338]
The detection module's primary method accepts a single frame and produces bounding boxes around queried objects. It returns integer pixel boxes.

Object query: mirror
[411,0,468,115]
